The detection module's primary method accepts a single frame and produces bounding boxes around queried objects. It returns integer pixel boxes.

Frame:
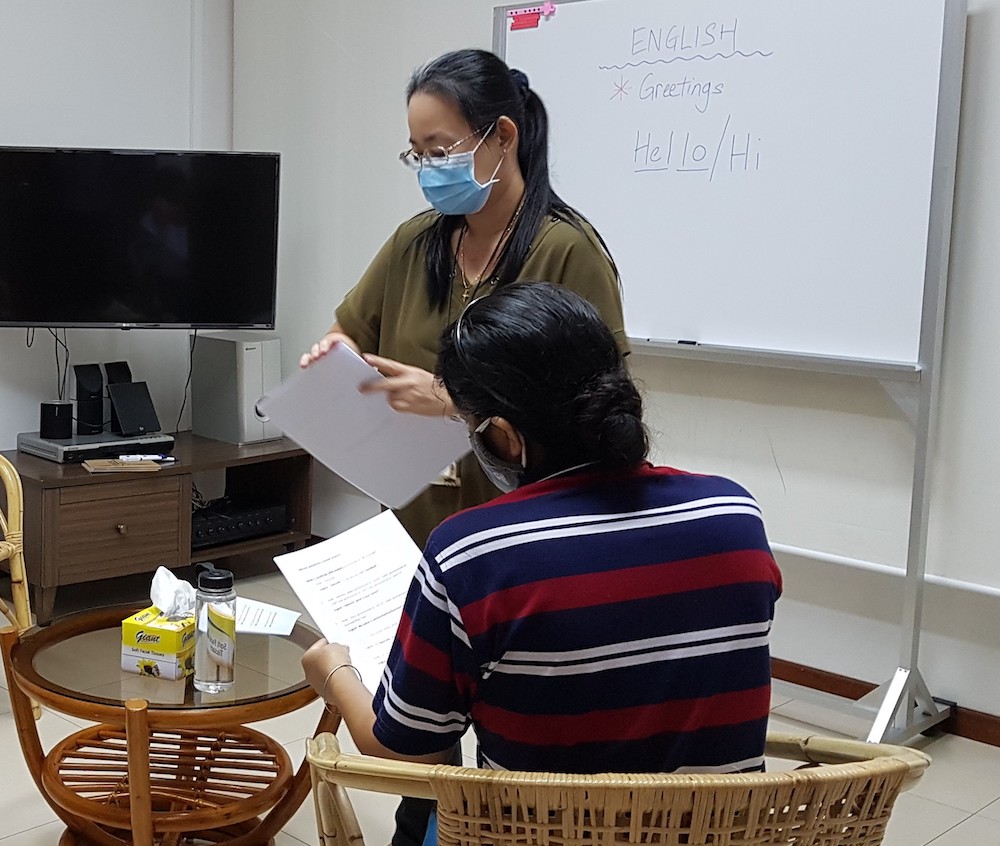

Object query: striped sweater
[372,463,781,774]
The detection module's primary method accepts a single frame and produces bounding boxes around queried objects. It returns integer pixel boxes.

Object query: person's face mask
[415,132,503,216]
[470,418,525,493]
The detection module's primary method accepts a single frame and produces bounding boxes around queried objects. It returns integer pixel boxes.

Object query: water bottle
[194,565,237,693]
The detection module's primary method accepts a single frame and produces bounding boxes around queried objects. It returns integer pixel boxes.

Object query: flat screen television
[0,147,279,329]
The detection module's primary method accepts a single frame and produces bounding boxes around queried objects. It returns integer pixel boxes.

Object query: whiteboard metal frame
[629,341,922,382]
[494,0,968,744]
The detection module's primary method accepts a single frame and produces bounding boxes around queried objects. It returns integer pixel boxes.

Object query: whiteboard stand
[759,0,964,744]
[855,0,965,743]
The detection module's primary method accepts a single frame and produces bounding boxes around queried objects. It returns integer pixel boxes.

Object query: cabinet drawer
[56,478,183,583]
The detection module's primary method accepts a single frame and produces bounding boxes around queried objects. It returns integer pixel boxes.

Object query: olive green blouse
[334,209,627,547]
[336,210,626,367]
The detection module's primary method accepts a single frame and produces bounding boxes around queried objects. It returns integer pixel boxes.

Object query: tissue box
[121,644,195,680]
[121,606,196,679]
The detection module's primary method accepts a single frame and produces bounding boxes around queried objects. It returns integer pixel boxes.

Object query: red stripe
[395,610,453,683]
[447,466,706,525]
[491,463,687,506]
[462,549,779,637]
[473,685,771,746]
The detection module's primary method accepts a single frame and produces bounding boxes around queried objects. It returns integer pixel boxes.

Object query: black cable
[60,328,69,399]
[25,328,35,347]
[191,481,209,511]
[173,329,198,434]
[47,328,70,401]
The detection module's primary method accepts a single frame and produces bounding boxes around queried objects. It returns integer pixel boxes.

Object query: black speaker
[108,381,161,436]
[104,361,133,434]
[73,363,104,435]
[39,400,73,440]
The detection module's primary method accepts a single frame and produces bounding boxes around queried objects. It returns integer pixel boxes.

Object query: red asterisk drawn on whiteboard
[611,75,631,101]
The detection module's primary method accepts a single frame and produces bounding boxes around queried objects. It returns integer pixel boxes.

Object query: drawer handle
[116,524,128,536]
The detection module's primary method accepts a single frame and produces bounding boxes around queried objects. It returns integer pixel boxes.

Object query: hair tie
[510,68,530,101]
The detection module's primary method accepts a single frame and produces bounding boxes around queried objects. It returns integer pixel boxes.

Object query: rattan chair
[307,731,930,846]
[0,454,31,633]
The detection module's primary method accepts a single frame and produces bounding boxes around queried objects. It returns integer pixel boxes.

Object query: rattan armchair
[307,731,930,846]
[0,453,31,633]
[2,454,40,720]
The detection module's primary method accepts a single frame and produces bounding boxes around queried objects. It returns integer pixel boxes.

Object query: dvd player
[17,431,175,464]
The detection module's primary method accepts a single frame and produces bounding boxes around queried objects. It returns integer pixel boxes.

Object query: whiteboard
[497,0,960,365]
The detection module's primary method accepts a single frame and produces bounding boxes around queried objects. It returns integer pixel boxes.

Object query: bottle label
[205,604,236,668]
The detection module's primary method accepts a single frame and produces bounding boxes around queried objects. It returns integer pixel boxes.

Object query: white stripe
[673,755,765,774]
[493,635,771,677]
[450,619,471,648]
[502,621,772,666]
[415,561,449,613]
[437,495,760,564]
[379,694,465,735]
[439,503,765,574]
[414,563,471,648]
[446,596,471,648]
[380,667,467,733]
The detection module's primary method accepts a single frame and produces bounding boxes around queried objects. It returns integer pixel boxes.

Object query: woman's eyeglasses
[398,123,494,171]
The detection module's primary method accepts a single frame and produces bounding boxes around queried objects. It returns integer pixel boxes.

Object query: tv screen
[0,147,279,329]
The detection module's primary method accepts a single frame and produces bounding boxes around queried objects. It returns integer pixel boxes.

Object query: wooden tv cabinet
[1,433,312,624]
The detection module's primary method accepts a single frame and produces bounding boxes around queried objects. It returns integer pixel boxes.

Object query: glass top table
[13,603,319,713]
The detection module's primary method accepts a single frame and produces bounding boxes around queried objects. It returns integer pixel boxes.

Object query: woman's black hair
[406,48,619,310]
[438,282,648,475]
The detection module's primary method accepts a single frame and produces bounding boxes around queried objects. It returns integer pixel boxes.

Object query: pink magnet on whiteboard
[508,2,556,30]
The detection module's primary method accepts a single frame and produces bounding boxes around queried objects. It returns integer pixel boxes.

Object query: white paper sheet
[256,342,470,508]
[235,597,300,635]
[273,510,419,690]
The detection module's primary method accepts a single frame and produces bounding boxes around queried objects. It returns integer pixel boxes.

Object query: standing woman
[301,48,625,549]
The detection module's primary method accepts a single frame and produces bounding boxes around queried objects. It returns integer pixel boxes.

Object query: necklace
[456,195,526,303]
[536,461,599,484]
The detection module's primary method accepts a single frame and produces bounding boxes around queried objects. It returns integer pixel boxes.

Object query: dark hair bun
[510,68,531,101]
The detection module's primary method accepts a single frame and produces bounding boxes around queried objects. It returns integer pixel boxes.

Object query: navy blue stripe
[474,717,770,774]
[480,648,773,715]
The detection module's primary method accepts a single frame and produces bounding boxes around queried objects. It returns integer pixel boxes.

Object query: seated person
[303,282,781,778]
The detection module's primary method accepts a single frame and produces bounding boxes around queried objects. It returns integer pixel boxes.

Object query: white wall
[0,0,234,445]
[232,0,1000,716]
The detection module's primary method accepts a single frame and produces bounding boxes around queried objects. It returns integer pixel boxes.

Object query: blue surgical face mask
[469,418,525,493]
[418,134,503,216]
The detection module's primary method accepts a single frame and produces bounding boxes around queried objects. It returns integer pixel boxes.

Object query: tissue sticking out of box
[150,565,196,620]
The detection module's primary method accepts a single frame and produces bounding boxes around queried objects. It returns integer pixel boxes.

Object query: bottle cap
[198,568,234,591]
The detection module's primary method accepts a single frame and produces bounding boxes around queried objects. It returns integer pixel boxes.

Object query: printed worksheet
[274,511,420,689]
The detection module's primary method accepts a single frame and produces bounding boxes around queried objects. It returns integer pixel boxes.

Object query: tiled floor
[2,569,1000,845]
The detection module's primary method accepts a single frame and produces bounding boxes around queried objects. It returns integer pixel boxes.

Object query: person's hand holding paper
[360,353,454,417]
[275,511,418,690]
[256,341,469,508]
